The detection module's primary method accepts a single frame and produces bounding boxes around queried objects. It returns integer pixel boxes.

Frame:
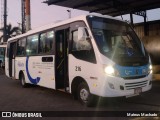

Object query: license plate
[134,87,142,94]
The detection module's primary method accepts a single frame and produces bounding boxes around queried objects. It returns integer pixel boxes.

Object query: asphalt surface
[0,68,160,120]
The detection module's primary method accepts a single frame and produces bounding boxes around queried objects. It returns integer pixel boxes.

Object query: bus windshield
[87,16,148,66]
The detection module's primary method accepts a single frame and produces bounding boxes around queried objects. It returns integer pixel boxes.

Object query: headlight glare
[104,66,115,75]
[149,65,152,70]
[148,64,153,74]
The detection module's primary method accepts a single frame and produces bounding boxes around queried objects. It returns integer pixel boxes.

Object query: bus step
[57,88,65,92]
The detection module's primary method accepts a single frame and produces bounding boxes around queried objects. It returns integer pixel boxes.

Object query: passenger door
[55,25,69,91]
[8,41,17,78]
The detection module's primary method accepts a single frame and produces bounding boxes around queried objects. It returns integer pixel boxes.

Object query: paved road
[0,68,160,120]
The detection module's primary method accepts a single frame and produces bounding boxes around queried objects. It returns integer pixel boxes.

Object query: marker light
[104,66,115,75]
[149,65,152,70]
[149,65,153,74]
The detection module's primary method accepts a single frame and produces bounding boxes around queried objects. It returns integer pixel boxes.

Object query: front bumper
[91,74,152,97]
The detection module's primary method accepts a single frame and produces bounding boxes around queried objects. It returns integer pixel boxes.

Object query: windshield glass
[87,16,149,66]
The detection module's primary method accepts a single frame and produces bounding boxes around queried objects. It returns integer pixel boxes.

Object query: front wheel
[20,73,28,88]
[78,82,98,107]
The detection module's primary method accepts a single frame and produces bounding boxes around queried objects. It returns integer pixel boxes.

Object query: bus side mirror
[78,27,88,41]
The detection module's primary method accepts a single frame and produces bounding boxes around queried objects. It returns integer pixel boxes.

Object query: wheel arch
[71,76,89,99]
[19,70,24,80]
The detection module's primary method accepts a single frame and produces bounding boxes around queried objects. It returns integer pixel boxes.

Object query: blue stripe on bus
[114,64,149,78]
[26,57,40,85]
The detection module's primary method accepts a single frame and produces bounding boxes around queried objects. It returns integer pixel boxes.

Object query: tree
[0,24,21,42]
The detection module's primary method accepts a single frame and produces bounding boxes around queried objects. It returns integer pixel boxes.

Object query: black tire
[77,82,98,107]
[20,73,28,88]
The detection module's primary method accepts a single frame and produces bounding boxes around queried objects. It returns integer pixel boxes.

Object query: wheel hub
[80,88,89,102]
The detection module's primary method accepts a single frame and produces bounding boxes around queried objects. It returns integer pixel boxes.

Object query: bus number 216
[75,66,81,71]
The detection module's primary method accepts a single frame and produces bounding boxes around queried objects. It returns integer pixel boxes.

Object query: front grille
[125,80,148,90]
[123,75,147,79]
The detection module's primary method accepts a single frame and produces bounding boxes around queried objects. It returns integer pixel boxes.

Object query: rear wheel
[78,82,98,107]
[20,73,28,88]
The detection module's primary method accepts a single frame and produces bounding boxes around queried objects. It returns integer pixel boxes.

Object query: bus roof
[8,14,123,42]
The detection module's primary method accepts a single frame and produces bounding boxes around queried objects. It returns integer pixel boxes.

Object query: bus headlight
[104,66,114,75]
[104,65,119,76]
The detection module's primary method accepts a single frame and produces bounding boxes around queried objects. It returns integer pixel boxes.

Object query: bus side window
[39,31,54,54]
[73,29,91,51]
[46,31,54,53]
[72,30,78,51]
[26,34,38,56]
[39,33,46,54]
[17,38,26,56]
[70,21,96,63]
